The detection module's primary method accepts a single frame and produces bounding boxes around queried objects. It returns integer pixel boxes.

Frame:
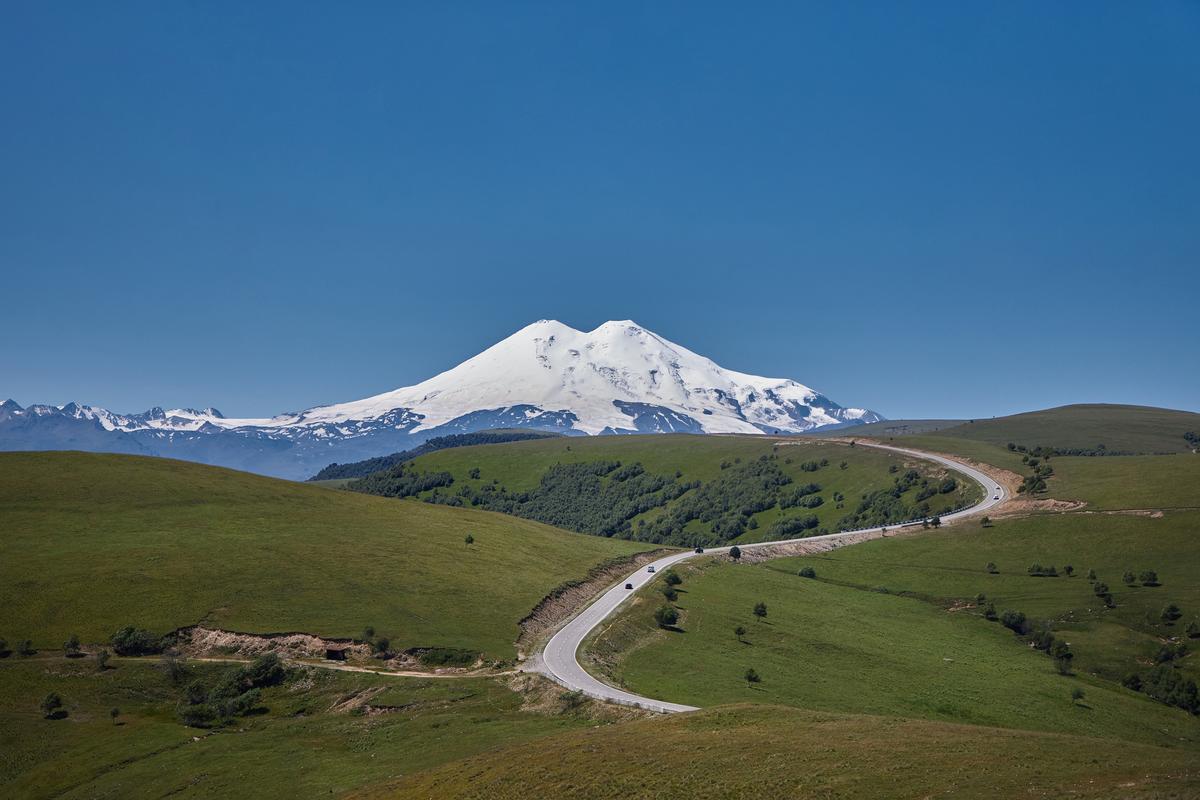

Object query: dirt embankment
[173,627,487,674]
[736,526,926,564]
[516,549,671,654]
[503,671,654,721]
[176,627,373,661]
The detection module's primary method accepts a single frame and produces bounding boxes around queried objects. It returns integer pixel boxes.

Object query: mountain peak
[0,321,882,479]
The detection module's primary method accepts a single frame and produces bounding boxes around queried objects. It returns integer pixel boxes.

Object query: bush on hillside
[999,610,1028,634]
[109,627,163,656]
[416,648,478,668]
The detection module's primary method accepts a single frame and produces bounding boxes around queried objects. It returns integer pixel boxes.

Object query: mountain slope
[0,320,881,478]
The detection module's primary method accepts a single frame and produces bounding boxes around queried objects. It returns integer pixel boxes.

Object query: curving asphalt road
[534,441,1006,713]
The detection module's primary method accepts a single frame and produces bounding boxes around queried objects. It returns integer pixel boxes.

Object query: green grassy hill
[584,425,1200,754]
[353,435,980,547]
[0,452,653,658]
[852,404,1200,455]
[358,705,1200,800]
[586,555,1197,748]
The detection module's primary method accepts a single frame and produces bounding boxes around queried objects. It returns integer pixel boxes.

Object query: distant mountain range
[0,320,882,479]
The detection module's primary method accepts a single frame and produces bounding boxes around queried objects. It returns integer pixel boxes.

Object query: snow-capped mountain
[0,320,882,478]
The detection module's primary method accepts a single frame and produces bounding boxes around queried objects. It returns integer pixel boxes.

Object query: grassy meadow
[360,704,1200,800]
[0,452,654,659]
[585,556,1197,748]
[0,657,595,798]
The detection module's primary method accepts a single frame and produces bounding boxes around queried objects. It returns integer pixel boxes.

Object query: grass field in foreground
[0,452,653,658]
[0,658,593,798]
[396,434,978,543]
[358,704,1200,800]
[587,558,1198,748]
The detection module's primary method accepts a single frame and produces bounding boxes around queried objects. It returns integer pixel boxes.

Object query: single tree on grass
[63,634,81,658]
[654,606,678,629]
[1051,641,1074,675]
[40,693,64,719]
[729,546,742,562]
[1139,570,1160,587]
[1063,565,1074,577]
[464,534,474,547]
[734,625,746,643]
[1162,604,1183,624]
[361,626,375,645]
[1123,571,1135,586]
[17,640,34,657]
[110,707,120,725]
[1187,620,1200,639]
[661,586,678,603]
[1071,687,1085,704]
[1086,569,1097,582]
[798,566,816,578]
[664,571,683,587]
[744,667,761,686]
[753,602,768,623]
[96,649,110,671]
[986,562,998,575]
[930,516,941,528]
[980,516,992,528]
[983,602,998,621]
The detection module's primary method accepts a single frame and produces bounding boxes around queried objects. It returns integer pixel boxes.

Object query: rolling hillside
[583,420,1200,755]
[0,452,654,659]
[846,404,1200,455]
[351,435,980,547]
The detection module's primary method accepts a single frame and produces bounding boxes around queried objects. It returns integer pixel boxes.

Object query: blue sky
[2,3,1197,420]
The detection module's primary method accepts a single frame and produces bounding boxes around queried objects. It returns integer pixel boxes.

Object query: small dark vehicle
[625,583,633,590]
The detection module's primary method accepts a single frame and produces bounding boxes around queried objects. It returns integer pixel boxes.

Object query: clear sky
[2,3,1197,420]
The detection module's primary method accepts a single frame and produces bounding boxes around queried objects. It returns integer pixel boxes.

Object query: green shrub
[416,648,478,668]
[40,693,64,719]
[999,610,1028,634]
[109,626,163,656]
[654,606,679,629]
